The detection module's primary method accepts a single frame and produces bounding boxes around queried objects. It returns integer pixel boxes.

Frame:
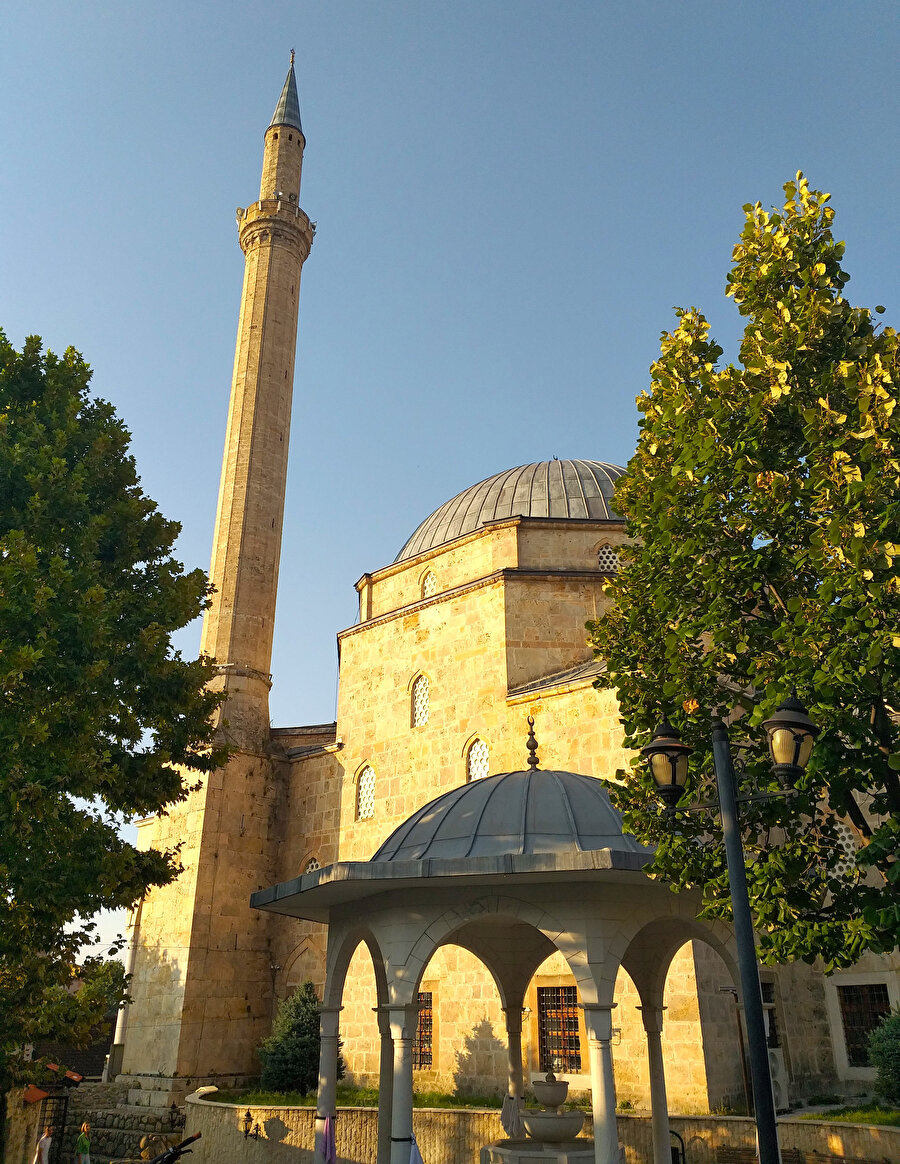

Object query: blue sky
[2,4,899,953]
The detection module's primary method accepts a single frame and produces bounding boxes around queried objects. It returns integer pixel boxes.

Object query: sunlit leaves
[0,332,226,1075]
[587,177,900,967]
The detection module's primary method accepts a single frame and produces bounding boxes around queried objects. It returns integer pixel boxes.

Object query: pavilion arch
[619,915,740,1009]
[323,925,389,1012]
[393,895,573,1010]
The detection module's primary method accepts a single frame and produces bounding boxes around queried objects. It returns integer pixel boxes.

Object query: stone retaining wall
[183,1097,900,1164]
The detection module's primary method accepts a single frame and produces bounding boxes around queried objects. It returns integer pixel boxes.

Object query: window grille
[304,857,321,874]
[422,571,437,598]
[413,991,433,1069]
[412,674,430,727]
[467,738,490,781]
[837,983,890,1066]
[356,766,376,821]
[537,986,582,1073]
[596,545,620,572]
[833,820,858,878]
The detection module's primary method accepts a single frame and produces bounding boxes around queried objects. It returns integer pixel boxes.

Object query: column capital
[579,1002,617,1042]
[318,1004,343,1039]
[637,1005,667,1035]
[384,1003,420,1041]
[501,1005,526,1035]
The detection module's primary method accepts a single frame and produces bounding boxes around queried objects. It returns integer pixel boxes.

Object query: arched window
[596,544,620,572]
[466,738,490,781]
[304,857,321,874]
[421,571,437,598]
[411,674,430,727]
[356,765,376,821]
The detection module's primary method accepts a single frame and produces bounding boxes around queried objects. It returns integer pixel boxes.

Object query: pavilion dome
[370,768,644,862]
[395,458,625,562]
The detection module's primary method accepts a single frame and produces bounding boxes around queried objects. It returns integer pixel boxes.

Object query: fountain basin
[531,1078,569,1108]
[521,1110,585,1142]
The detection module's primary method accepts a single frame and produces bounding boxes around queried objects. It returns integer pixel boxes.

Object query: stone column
[387,1004,420,1164]
[638,1005,670,1164]
[502,1006,526,1101]
[314,1006,343,1164]
[581,1003,620,1164]
[374,1007,394,1164]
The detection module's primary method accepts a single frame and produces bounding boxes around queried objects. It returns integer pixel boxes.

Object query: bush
[868,1008,900,1105]
[258,982,345,1095]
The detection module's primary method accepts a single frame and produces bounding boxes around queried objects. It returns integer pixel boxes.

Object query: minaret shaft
[200,113,313,738]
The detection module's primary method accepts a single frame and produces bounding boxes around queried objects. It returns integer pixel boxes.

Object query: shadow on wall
[186,1101,375,1164]
[452,1017,507,1097]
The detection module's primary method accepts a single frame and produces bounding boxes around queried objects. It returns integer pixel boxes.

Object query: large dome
[395,458,625,562]
[370,768,645,862]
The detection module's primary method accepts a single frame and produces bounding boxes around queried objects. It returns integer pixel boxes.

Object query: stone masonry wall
[182,1098,900,1164]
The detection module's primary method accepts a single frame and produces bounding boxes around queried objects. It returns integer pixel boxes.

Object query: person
[75,1122,91,1164]
[32,1126,52,1164]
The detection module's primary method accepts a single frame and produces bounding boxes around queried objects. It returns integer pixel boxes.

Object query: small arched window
[356,765,376,821]
[421,571,437,599]
[596,544,620,572]
[466,738,490,782]
[304,857,321,874]
[412,674,430,727]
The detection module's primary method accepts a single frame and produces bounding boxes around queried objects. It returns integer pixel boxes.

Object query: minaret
[119,59,313,1094]
[202,51,314,747]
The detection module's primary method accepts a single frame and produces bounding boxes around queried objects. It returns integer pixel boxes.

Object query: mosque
[115,60,899,1134]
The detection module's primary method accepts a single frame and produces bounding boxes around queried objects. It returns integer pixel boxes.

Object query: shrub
[258,982,345,1095]
[868,1008,900,1105]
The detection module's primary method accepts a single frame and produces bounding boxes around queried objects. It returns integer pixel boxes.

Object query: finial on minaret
[526,716,540,770]
[270,55,303,133]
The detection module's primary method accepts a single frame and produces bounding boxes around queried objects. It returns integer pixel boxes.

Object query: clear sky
[3,2,899,950]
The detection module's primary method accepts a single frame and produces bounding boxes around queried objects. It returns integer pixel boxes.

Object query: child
[75,1121,91,1164]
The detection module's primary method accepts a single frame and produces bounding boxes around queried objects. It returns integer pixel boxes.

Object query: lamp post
[642,696,819,1164]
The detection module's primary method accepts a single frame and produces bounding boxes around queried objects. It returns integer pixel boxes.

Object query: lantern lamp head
[762,694,819,786]
[641,718,693,810]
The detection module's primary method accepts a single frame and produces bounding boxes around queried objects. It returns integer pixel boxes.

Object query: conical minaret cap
[270,54,303,133]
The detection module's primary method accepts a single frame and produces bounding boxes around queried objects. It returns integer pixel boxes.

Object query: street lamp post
[642,696,819,1164]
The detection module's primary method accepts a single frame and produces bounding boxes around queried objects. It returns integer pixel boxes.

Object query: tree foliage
[587,176,900,968]
[868,1008,900,1104]
[0,332,225,1074]
[258,982,344,1094]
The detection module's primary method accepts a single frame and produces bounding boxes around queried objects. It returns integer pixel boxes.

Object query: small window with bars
[413,991,433,1069]
[304,857,321,874]
[837,983,891,1067]
[537,985,582,1073]
[356,765,376,821]
[421,571,437,599]
[596,544,620,572]
[412,674,430,727]
[466,738,490,781]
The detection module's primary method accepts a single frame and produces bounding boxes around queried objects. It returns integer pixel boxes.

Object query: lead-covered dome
[395,459,625,562]
[371,768,644,862]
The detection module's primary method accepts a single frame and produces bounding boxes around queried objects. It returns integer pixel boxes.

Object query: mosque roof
[270,59,302,133]
[395,458,625,562]
[370,768,645,862]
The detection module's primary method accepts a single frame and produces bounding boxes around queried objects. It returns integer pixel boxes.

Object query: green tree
[259,982,344,1094]
[0,332,225,1081]
[587,175,900,969]
[868,1008,900,1105]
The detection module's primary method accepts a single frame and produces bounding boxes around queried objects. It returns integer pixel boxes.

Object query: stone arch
[619,914,739,1009]
[280,933,327,999]
[389,894,590,1008]
[408,671,430,727]
[323,923,388,1013]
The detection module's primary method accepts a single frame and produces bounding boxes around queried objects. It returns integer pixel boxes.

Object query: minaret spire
[270,52,302,133]
[200,63,314,745]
